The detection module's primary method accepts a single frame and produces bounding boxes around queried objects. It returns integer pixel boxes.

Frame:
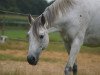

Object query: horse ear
[41,14,45,25]
[28,14,34,25]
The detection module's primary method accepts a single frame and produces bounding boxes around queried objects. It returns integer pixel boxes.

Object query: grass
[4,29,28,39]
[46,42,66,52]
[0,40,100,53]
[0,40,99,75]
[0,14,37,26]
[0,14,28,22]
[40,57,60,63]
[49,32,62,42]
[81,46,100,54]
[0,41,28,50]
[0,54,26,61]
[0,51,100,75]
[0,40,100,63]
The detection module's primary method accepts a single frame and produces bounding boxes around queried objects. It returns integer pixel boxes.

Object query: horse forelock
[32,16,42,40]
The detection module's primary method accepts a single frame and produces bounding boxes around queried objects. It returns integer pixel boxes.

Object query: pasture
[0,15,100,75]
[0,38,100,75]
[0,42,100,75]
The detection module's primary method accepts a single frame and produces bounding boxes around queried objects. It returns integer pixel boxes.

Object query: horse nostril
[39,35,44,39]
[27,55,37,65]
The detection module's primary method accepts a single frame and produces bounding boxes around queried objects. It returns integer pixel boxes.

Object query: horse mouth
[32,60,38,65]
[28,59,38,65]
[27,55,38,65]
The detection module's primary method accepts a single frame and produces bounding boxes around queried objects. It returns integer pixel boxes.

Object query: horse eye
[39,35,44,39]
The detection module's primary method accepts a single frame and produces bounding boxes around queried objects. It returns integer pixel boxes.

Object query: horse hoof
[65,67,72,75]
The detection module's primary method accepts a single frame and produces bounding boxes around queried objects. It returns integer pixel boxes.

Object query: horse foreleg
[73,61,78,75]
[65,59,78,75]
[63,39,78,75]
[64,42,72,75]
[65,33,84,75]
[66,41,78,75]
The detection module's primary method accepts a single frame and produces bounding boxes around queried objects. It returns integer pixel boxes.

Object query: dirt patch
[0,50,100,75]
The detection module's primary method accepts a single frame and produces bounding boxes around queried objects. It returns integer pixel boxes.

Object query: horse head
[27,14,49,65]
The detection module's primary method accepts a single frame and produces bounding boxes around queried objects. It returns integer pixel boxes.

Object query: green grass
[81,46,100,54]
[0,14,27,22]
[0,14,37,24]
[49,32,62,42]
[4,29,28,39]
[0,41,28,50]
[46,42,66,52]
[0,40,100,54]
[0,54,26,61]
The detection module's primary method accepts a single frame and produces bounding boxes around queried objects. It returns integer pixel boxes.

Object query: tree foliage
[0,0,50,15]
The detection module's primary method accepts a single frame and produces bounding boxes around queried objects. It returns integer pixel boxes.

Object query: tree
[0,0,49,15]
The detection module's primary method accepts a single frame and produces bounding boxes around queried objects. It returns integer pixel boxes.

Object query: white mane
[44,0,75,26]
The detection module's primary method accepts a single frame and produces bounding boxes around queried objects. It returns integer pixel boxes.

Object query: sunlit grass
[81,46,100,54]
[0,41,28,50]
[0,54,26,61]
[0,40,100,54]
[46,42,66,52]
[40,57,61,63]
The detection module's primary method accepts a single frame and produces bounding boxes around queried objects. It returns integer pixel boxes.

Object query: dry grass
[0,50,100,75]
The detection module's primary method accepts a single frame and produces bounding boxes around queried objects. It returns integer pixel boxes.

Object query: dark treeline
[0,0,54,15]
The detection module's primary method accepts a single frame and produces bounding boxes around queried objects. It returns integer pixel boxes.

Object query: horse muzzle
[27,55,38,65]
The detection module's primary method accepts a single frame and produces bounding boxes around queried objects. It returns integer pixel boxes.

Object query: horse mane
[44,0,75,26]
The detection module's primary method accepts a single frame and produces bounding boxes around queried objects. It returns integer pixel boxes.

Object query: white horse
[27,0,100,75]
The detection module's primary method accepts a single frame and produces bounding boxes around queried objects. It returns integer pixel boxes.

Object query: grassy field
[0,34,100,75]
[0,15,100,75]
[0,49,100,75]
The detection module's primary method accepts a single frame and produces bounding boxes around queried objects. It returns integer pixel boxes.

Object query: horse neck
[43,0,75,28]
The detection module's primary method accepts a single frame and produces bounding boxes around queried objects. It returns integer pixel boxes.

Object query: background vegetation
[0,0,53,15]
